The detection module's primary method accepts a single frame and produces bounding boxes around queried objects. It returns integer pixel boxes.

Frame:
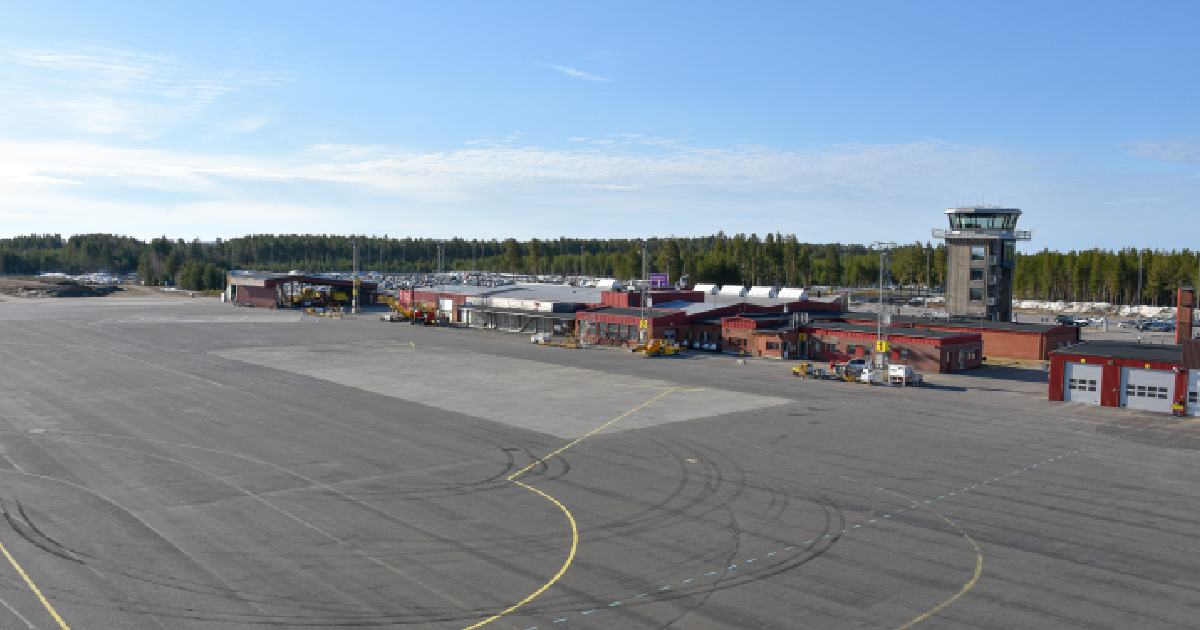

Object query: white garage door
[1063,362,1101,405]
[1187,370,1200,416]
[1120,367,1174,413]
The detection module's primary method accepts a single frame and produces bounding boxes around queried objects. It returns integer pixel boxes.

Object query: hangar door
[1120,367,1173,413]
[1187,370,1200,416]
[1063,362,1101,405]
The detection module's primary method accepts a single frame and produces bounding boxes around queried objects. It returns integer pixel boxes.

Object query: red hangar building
[1048,342,1195,415]
[1049,287,1200,416]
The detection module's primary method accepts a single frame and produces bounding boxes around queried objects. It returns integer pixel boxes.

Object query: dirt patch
[0,277,122,298]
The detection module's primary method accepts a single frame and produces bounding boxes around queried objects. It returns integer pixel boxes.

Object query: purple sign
[648,273,669,288]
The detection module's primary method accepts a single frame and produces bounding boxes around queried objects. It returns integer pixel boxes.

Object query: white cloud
[226,117,269,134]
[1124,139,1199,163]
[0,138,1034,240]
[0,45,291,138]
[2,137,1195,246]
[544,64,612,82]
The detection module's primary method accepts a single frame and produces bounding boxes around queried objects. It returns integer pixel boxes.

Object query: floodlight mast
[871,241,897,369]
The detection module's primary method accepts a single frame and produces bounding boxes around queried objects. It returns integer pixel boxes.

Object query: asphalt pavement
[0,296,1195,629]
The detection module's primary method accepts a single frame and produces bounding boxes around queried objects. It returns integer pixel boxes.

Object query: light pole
[871,242,897,369]
[1136,249,1143,326]
[352,237,360,314]
[925,244,931,303]
[640,241,648,343]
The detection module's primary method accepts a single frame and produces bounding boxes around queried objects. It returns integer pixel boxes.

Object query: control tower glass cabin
[933,206,1031,322]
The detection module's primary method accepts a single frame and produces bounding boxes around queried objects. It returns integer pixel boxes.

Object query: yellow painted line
[878,488,982,630]
[462,386,684,629]
[0,539,71,630]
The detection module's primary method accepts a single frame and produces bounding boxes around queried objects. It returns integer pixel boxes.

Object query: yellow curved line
[878,488,983,630]
[0,540,71,630]
[462,387,684,629]
[461,480,578,630]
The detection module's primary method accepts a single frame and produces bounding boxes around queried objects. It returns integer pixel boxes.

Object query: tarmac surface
[0,296,1196,629]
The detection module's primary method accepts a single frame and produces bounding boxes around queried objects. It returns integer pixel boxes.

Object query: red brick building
[840,314,1078,360]
[804,322,983,373]
[1048,341,1193,415]
[599,290,705,308]
[577,307,693,346]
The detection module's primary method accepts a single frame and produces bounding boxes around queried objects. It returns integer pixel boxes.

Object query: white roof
[719,285,747,297]
[778,287,808,299]
[693,283,718,294]
[414,283,603,303]
[595,278,623,290]
[747,286,777,298]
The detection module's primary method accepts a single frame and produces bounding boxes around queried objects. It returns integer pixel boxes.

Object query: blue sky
[0,1,1196,249]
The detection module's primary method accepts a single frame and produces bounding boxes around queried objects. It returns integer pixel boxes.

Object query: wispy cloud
[1124,139,1199,163]
[0,45,292,138]
[0,138,1031,239]
[544,63,612,82]
[226,117,269,134]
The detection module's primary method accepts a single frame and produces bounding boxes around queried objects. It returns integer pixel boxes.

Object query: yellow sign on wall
[639,319,649,329]
[875,340,890,353]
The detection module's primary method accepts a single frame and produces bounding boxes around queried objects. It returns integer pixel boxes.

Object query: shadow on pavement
[956,365,1049,383]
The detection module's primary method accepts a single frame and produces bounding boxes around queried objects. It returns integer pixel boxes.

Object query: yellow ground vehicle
[791,363,811,378]
[380,296,438,324]
[640,339,681,357]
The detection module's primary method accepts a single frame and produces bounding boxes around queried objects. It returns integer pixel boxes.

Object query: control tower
[933,206,1031,322]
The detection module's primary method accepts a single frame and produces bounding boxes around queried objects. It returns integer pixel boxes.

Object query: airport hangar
[1050,287,1200,416]
[226,271,381,308]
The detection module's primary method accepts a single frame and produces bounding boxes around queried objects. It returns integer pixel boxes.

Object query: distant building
[934,206,1031,322]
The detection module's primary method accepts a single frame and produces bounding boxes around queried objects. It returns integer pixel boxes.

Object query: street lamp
[1136,248,1143,327]
[871,241,898,370]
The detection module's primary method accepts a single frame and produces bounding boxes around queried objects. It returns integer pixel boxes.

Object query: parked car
[843,358,869,376]
[1140,320,1175,332]
[1118,319,1139,329]
[1055,314,1084,327]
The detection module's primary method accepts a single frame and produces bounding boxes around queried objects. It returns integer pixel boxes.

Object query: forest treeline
[1,233,1196,304]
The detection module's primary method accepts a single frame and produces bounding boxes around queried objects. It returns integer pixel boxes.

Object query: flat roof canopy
[228,272,378,290]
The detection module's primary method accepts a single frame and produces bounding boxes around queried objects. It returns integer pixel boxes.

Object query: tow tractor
[632,339,681,357]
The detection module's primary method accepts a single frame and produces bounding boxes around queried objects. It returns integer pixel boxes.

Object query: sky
[0,1,1197,250]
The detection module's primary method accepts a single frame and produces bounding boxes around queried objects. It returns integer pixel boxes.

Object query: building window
[766,341,781,350]
[1126,384,1169,399]
[846,344,857,355]
[1189,391,1198,404]
[970,268,984,281]
[970,245,986,261]
[969,288,984,302]
[899,348,910,359]
[1069,378,1097,392]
